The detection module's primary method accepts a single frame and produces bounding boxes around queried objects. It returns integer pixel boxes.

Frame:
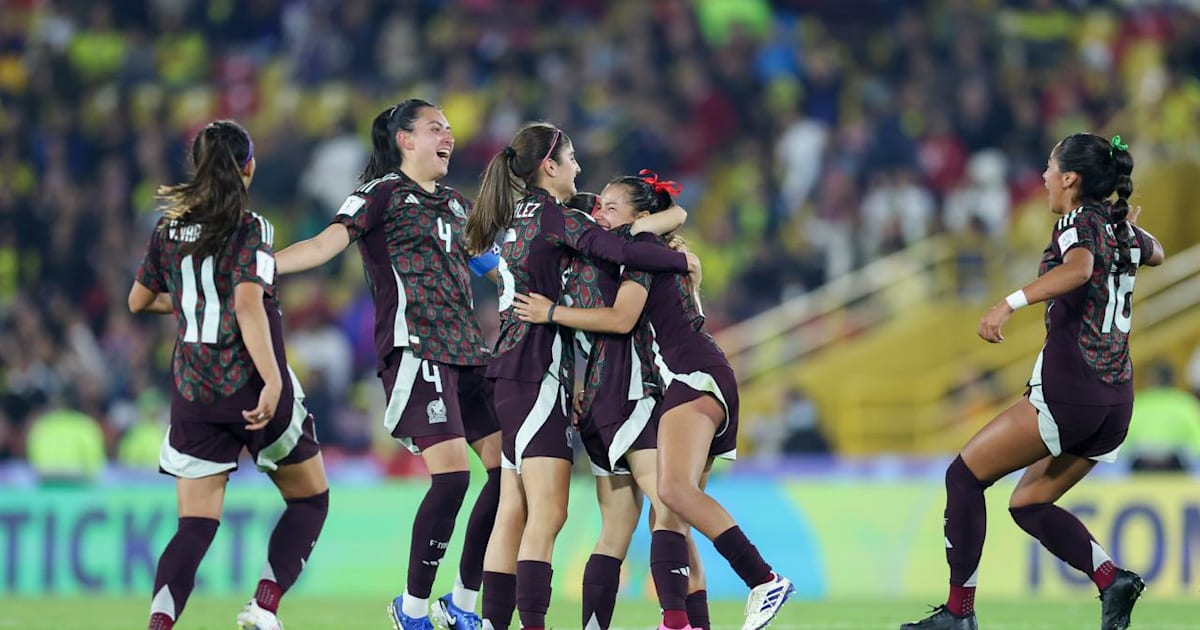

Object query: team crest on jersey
[427,398,447,424]
[449,197,467,218]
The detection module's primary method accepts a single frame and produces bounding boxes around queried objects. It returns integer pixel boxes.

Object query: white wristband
[1005,289,1029,311]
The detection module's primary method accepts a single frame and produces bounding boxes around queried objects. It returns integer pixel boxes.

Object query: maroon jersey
[136,212,287,404]
[489,187,689,384]
[638,233,729,375]
[562,226,662,421]
[333,170,490,369]
[1035,205,1154,405]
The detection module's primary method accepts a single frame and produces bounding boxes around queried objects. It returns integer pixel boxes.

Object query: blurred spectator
[780,386,830,455]
[1124,362,1200,472]
[25,391,106,483]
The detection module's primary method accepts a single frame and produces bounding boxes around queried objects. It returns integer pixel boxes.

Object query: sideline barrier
[1,475,1195,600]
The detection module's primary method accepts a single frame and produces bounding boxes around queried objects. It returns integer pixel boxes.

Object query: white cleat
[237,600,284,630]
[742,573,795,630]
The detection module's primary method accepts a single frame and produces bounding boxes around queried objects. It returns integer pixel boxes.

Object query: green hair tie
[1110,134,1129,156]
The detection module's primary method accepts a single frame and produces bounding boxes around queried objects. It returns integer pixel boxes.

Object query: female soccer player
[129,120,327,630]
[464,123,697,630]
[901,134,1164,630]
[273,100,501,630]
[514,177,713,630]
[512,173,790,630]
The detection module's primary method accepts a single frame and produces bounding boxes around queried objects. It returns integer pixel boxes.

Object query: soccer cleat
[236,600,284,630]
[899,605,978,630]
[430,593,483,630]
[1099,569,1145,630]
[741,573,795,630]
[389,597,435,630]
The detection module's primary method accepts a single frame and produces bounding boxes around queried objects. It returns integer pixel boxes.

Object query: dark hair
[563,192,599,214]
[157,120,253,258]
[1054,133,1135,272]
[466,122,571,255]
[607,173,677,215]
[360,99,436,184]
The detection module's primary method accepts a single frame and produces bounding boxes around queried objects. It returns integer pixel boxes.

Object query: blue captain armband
[468,250,500,276]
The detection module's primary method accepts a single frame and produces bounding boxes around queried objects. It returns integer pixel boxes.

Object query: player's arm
[978,247,1093,343]
[127,282,173,314]
[514,281,649,335]
[234,282,282,429]
[629,205,687,235]
[275,223,351,275]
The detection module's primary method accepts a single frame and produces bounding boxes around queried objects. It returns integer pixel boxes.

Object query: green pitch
[1,597,1197,630]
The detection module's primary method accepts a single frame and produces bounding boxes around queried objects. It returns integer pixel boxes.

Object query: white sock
[402,592,429,618]
[452,574,478,612]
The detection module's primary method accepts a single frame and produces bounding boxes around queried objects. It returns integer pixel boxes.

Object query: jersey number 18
[1101,248,1140,334]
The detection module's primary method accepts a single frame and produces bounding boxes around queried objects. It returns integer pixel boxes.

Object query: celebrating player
[273,100,502,630]
[900,134,1164,630]
[129,120,327,630]
[512,172,792,630]
[464,123,696,630]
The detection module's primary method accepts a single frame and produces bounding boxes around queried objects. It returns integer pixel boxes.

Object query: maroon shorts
[660,363,739,460]
[379,348,467,453]
[1027,383,1133,463]
[493,376,574,472]
[164,374,320,479]
[580,396,660,476]
[458,364,501,444]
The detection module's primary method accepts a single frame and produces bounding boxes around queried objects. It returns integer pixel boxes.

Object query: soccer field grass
[1,597,1197,630]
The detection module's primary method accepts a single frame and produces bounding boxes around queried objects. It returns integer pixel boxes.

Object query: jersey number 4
[180,254,220,344]
[1101,248,1140,334]
[436,217,453,252]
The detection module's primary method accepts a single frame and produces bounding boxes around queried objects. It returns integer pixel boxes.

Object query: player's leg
[481,467,526,630]
[902,397,1049,629]
[393,437,472,628]
[1009,452,1143,629]
[148,473,229,630]
[235,453,329,630]
[583,472,641,630]
[657,398,791,630]
[685,467,713,630]
[628,448,691,630]
[515,456,572,630]
[432,430,502,630]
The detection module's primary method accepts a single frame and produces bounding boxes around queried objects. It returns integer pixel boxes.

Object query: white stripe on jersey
[199,256,220,344]
[356,172,402,194]
[252,212,274,247]
[391,265,410,347]
[181,256,200,342]
[1057,207,1082,230]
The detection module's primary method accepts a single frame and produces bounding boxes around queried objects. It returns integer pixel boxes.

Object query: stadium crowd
[2,0,1200,469]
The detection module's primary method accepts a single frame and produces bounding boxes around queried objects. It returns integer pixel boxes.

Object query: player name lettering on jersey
[167,222,201,243]
[514,200,542,219]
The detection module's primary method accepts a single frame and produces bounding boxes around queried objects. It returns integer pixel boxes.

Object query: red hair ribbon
[638,169,682,196]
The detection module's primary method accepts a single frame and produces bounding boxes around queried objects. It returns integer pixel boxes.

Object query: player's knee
[657,477,694,515]
[432,470,471,508]
[945,455,993,492]
[528,502,568,535]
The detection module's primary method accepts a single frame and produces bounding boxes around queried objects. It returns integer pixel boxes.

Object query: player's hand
[572,390,584,426]
[667,235,689,253]
[514,292,553,324]
[243,379,282,430]
[977,302,1013,344]
[1128,205,1142,227]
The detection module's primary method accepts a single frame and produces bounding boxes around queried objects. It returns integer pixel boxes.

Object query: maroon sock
[582,554,621,630]
[254,489,328,613]
[516,560,553,629]
[1010,502,1116,589]
[460,468,501,591]
[408,472,470,598]
[148,517,219,627]
[944,456,992,616]
[686,590,710,630]
[482,571,517,630]
[712,526,773,588]
[651,530,690,625]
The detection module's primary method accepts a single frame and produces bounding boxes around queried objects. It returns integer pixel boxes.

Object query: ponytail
[466,122,570,255]
[1109,137,1135,272]
[157,120,252,258]
[359,99,435,184]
